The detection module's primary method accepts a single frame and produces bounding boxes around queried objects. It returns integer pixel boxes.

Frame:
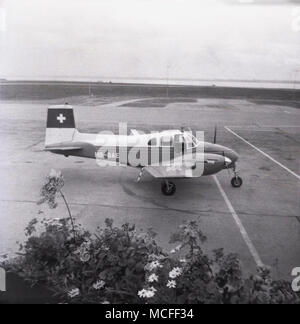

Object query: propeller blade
[181,126,192,133]
[213,126,217,144]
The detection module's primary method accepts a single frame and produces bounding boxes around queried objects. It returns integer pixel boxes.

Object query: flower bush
[1,170,299,304]
[3,218,299,304]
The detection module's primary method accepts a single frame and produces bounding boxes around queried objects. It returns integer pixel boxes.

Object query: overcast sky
[0,0,299,81]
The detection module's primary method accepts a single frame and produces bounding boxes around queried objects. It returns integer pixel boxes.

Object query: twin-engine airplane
[45,104,243,196]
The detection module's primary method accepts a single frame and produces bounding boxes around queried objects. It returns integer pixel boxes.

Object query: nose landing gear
[161,180,177,196]
[231,176,243,188]
[231,164,243,188]
[136,167,145,183]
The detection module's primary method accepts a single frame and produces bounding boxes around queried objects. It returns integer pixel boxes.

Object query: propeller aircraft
[45,104,243,196]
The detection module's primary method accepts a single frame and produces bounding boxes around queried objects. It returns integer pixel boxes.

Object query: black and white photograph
[0,0,300,307]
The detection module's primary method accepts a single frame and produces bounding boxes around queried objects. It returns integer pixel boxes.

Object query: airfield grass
[121,98,197,108]
[1,81,300,109]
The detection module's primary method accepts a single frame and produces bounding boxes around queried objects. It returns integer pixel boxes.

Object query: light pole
[293,69,300,101]
[166,64,171,99]
[88,83,92,97]
[294,69,300,88]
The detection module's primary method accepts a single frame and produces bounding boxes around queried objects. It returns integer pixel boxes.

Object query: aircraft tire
[161,181,176,196]
[231,176,243,188]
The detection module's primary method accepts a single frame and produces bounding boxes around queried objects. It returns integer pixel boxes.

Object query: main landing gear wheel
[161,181,176,196]
[231,176,243,188]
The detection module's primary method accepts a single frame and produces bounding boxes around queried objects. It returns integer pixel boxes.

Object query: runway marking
[213,175,264,268]
[225,126,300,181]
[227,125,300,129]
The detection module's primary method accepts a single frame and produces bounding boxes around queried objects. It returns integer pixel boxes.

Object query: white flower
[75,242,91,263]
[169,267,183,279]
[179,258,187,263]
[147,287,156,298]
[147,274,159,283]
[80,251,91,263]
[102,244,109,252]
[0,254,8,262]
[167,280,177,289]
[67,288,80,298]
[44,218,63,227]
[93,280,105,290]
[145,261,163,272]
[138,287,157,299]
[170,245,182,254]
[138,289,148,298]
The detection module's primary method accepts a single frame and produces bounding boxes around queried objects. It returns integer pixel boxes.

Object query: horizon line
[1,76,299,84]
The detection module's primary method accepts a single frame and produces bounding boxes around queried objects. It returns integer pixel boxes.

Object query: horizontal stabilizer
[45,142,84,152]
[45,146,83,151]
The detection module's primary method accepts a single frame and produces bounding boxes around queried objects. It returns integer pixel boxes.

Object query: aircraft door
[174,134,185,155]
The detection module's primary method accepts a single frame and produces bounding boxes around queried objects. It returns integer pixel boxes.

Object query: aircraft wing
[144,165,198,178]
[144,154,198,178]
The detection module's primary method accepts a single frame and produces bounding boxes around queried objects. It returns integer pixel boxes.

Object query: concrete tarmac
[0,97,299,279]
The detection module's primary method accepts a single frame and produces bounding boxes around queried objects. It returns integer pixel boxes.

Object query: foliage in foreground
[2,170,299,304]
[3,218,299,304]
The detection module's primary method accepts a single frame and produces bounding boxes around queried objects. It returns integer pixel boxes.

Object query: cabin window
[175,134,185,143]
[148,138,157,146]
[161,136,173,147]
[184,134,198,149]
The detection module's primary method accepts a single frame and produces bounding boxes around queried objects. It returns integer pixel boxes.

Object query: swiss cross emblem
[57,113,66,124]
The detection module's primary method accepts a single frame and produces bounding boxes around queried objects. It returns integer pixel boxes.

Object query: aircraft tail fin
[45,105,76,147]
